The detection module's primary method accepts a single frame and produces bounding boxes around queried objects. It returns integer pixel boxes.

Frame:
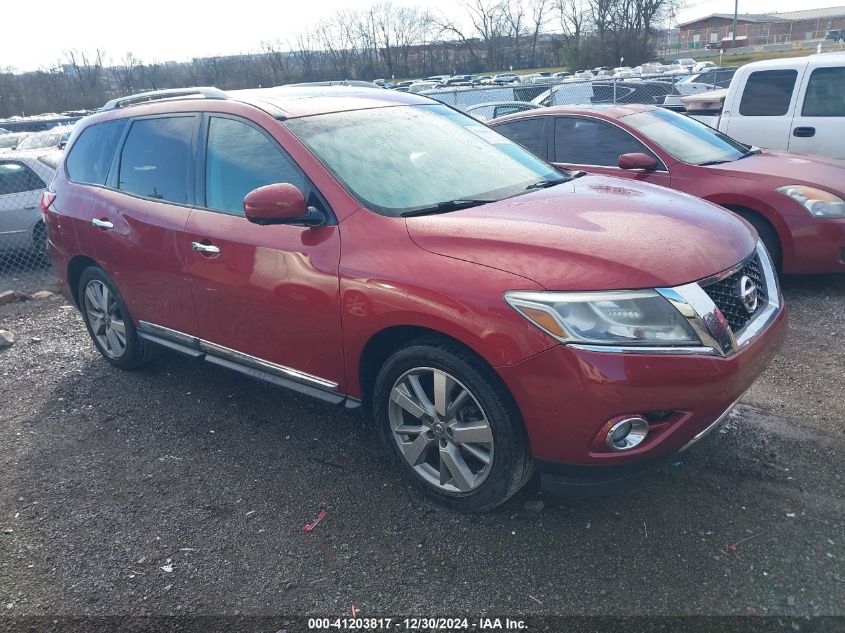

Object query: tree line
[0,0,671,118]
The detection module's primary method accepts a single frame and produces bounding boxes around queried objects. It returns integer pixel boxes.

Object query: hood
[405,175,756,291]
[706,150,845,193]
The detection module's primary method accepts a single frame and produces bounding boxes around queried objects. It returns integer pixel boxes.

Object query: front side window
[553,117,656,166]
[493,118,546,157]
[623,107,749,165]
[802,67,845,117]
[66,119,126,185]
[118,116,195,204]
[0,161,45,195]
[284,104,559,216]
[739,69,798,116]
[205,117,304,215]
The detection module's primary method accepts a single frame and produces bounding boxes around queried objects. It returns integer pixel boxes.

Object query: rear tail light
[40,191,56,218]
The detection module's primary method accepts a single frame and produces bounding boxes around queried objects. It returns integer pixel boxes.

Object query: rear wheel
[78,266,157,369]
[373,337,533,512]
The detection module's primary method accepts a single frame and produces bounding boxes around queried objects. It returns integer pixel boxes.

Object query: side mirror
[243,183,325,227]
[618,152,659,171]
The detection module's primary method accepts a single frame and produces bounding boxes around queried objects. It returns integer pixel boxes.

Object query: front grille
[701,254,768,333]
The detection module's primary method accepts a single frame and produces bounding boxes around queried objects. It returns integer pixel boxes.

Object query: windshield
[285,104,560,216]
[622,108,750,165]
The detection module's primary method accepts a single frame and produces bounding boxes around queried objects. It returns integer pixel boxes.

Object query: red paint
[492,104,845,274]
[47,88,786,472]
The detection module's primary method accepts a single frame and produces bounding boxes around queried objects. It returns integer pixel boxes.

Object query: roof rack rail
[102,87,229,111]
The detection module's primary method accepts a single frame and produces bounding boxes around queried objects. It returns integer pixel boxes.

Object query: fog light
[606,417,649,451]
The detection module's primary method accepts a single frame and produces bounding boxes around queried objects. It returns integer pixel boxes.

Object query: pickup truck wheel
[78,266,157,369]
[373,337,532,512]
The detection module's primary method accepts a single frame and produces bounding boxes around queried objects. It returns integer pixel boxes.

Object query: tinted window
[554,117,656,166]
[492,119,546,157]
[0,161,45,195]
[739,69,797,116]
[66,120,126,185]
[205,117,304,215]
[118,117,194,203]
[802,67,845,117]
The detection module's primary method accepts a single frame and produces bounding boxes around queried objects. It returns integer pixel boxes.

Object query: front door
[550,116,671,187]
[788,65,845,159]
[184,114,344,389]
[89,114,199,336]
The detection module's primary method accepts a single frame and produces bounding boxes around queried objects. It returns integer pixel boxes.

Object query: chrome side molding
[136,321,351,406]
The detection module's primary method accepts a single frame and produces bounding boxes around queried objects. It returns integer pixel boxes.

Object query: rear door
[723,63,806,151]
[90,114,200,336]
[788,65,845,159]
[548,116,671,187]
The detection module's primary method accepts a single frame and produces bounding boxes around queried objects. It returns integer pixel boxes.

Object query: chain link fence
[0,145,62,297]
[421,68,737,117]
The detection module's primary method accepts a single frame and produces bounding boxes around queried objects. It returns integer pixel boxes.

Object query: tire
[373,336,533,512]
[730,208,782,272]
[78,266,157,369]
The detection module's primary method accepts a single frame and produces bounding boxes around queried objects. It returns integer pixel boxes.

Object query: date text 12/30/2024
[307,617,529,630]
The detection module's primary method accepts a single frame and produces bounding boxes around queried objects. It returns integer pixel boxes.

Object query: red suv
[45,86,787,511]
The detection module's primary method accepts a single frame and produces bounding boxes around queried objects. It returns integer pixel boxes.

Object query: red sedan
[491,104,845,274]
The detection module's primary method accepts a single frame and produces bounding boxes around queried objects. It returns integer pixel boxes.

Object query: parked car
[684,53,845,159]
[465,101,541,121]
[47,86,785,511]
[640,62,667,78]
[13,126,75,152]
[692,61,717,73]
[826,29,843,42]
[674,67,738,96]
[392,80,416,92]
[0,128,9,135]
[490,104,845,274]
[0,149,57,255]
[705,42,722,50]
[492,73,520,85]
[672,58,696,71]
[533,80,676,107]
[0,132,28,153]
[408,80,440,94]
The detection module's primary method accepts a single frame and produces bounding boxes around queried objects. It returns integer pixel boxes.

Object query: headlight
[504,290,700,346]
[776,185,845,218]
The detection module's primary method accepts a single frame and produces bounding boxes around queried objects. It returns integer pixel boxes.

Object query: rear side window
[66,120,126,185]
[553,117,655,167]
[802,67,845,116]
[205,117,305,215]
[0,161,45,195]
[118,116,195,204]
[739,69,798,116]
[493,119,546,158]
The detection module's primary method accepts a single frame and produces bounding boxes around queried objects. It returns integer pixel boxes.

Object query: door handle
[191,241,221,254]
[92,218,114,230]
[793,126,816,138]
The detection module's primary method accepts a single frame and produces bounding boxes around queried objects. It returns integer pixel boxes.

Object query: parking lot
[0,273,842,618]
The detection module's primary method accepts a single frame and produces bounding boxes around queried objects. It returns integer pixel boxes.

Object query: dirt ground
[0,274,843,620]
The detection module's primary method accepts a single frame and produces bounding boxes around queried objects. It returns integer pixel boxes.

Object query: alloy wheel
[388,367,494,494]
[83,279,127,358]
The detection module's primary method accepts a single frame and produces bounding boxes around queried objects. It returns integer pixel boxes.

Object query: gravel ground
[0,274,843,620]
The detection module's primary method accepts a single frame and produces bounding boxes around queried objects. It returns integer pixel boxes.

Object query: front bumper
[784,217,845,274]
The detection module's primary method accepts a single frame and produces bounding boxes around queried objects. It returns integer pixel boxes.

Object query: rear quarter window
[802,67,845,117]
[66,119,127,185]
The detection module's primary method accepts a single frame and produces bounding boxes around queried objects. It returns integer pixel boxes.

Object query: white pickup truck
[682,52,845,159]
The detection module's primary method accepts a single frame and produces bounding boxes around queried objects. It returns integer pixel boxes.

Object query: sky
[1,0,841,72]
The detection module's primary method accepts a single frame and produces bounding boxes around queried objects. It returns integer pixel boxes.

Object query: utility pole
[732,0,738,49]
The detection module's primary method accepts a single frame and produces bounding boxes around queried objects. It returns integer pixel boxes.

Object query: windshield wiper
[737,147,763,159]
[698,159,730,166]
[400,199,490,217]
[525,172,585,190]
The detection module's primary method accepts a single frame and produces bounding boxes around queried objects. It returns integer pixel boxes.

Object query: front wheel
[373,337,533,512]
